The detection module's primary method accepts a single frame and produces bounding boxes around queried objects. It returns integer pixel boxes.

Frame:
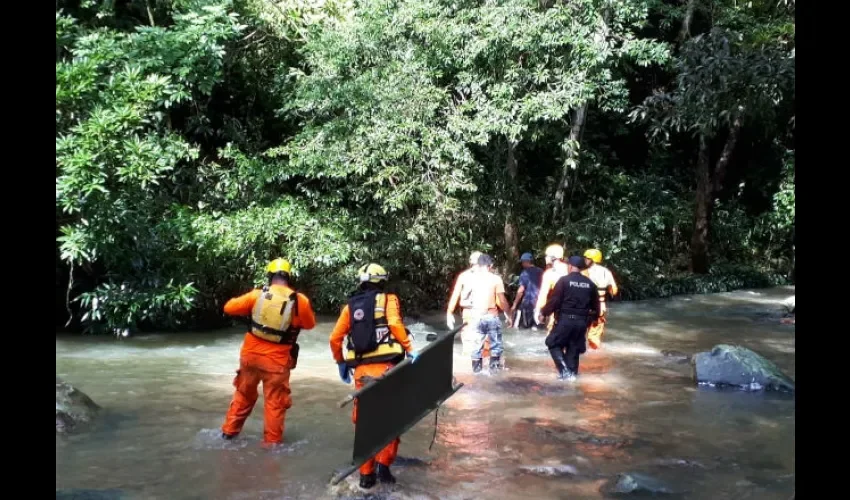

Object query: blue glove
[407,350,420,363]
[337,362,351,384]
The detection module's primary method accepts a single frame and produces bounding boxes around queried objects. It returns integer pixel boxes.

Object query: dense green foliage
[56,0,794,333]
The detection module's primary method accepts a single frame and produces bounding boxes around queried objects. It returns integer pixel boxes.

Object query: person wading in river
[464,254,512,373]
[329,263,420,489]
[511,252,544,330]
[583,248,618,350]
[534,244,569,333]
[539,255,600,381]
[220,258,317,445]
[446,250,491,358]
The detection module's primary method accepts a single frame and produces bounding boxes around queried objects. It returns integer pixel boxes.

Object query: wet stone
[56,377,100,433]
[650,458,707,469]
[692,345,795,392]
[492,377,570,396]
[661,350,691,363]
[519,464,579,477]
[517,418,631,448]
[602,473,677,496]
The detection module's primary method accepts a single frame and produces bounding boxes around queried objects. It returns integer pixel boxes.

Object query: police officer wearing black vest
[539,255,600,381]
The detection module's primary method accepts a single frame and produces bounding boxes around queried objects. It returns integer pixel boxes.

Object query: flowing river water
[56,286,795,500]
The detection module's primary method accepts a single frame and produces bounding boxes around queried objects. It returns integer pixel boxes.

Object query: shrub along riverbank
[55,1,794,333]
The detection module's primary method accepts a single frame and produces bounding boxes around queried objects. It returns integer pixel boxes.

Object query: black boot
[221,432,236,440]
[472,359,483,373]
[359,473,377,489]
[489,356,501,373]
[376,463,396,484]
[564,348,580,381]
[548,348,570,380]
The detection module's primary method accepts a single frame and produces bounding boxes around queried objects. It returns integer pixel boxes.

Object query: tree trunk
[678,0,698,43]
[504,140,520,273]
[689,118,743,274]
[689,134,711,274]
[145,0,157,26]
[712,116,743,192]
[553,103,588,220]
[553,6,609,221]
[789,223,795,283]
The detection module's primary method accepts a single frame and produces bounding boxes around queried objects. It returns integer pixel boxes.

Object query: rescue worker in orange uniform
[534,244,569,332]
[446,251,490,358]
[329,263,420,489]
[583,249,619,349]
[220,258,317,445]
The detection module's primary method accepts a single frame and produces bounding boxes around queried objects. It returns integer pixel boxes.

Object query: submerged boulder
[56,377,100,433]
[602,473,676,496]
[55,489,125,500]
[780,296,795,325]
[661,350,691,364]
[519,464,579,477]
[692,345,794,392]
[782,296,795,314]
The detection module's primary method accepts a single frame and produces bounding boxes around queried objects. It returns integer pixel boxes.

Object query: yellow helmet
[544,244,565,260]
[468,251,482,265]
[266,258,292,275]
[358,263,389,283]
[584,248,603,264]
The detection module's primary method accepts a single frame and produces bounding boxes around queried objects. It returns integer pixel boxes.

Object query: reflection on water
[57,286,794,499]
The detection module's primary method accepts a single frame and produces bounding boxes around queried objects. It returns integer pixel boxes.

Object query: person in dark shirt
[511,252,543,330]
[539,255,600,381]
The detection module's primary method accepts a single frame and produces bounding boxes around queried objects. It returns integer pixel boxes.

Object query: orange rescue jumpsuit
[221,285,316,444]
[329,293,414,476]
[585,265,618,349]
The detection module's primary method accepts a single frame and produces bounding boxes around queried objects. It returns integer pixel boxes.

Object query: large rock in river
[56,377,100,433]
[692,345,794,392]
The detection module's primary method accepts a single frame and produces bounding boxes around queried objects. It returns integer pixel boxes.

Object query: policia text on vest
[540,270,601,379]
[332,324,466,485]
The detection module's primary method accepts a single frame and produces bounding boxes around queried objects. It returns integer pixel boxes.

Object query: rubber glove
[407,350,421,363]
[337,362,351,384]
[534,308,543,325]
[446,313,455,330]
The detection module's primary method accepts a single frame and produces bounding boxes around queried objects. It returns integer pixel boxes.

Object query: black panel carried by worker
[538,255,600,381]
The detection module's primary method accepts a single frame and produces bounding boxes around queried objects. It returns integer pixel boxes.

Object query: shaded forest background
[56,0,795,334]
